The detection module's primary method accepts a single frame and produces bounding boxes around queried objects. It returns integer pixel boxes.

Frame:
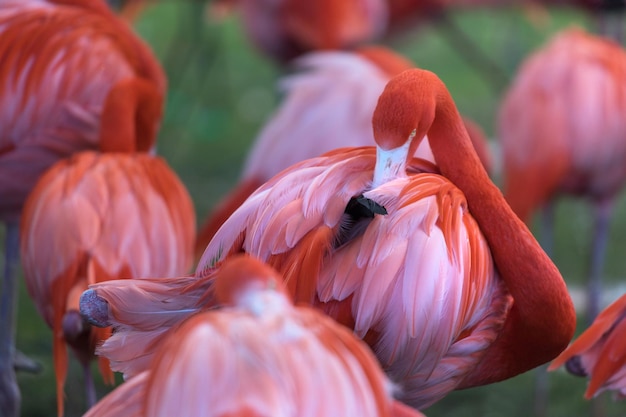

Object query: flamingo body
[20,151,195,416]
[84,256,424,417]
[499,27,626,223]
[499,27,626,330]
[195,150,510,408]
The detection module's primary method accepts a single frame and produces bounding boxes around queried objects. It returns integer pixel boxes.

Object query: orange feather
[20,151,195,416]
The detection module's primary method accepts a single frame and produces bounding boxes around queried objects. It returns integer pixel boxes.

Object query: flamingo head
[371,69,436,186]
[214,255,290,308]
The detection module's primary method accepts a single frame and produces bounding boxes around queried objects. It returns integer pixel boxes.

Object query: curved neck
[426,79,576,381]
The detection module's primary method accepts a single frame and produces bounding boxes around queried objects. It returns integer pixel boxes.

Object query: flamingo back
[0,0,165,221]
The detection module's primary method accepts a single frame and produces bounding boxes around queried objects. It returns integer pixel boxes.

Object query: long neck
[427,83,576,382]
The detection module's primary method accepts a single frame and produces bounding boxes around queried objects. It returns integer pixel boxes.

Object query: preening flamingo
[0,1,165,414]
[549,292,626,400]
[20,151,195,416]
[83,255,425,417]
[194,46,493,257]
[498,27,626,324]
[81,68,575,410]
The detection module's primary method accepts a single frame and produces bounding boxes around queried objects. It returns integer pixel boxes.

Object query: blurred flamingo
[206,0,389,63]
[83,255,425,417]
[498,28,626,416]
[20,151,195,416]
[499,27,626,325]
[81,68,575,410]
[549,292,626,400]
[194,45,493,257]
[0,1,165,414]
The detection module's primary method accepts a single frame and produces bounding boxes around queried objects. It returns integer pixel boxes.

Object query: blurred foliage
[5,1,626,416]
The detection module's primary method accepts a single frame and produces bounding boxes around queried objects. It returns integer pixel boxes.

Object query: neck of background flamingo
[426,82,575,368]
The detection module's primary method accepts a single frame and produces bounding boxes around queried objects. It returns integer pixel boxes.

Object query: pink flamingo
[81,68,575,410]
[0,1,165,414]
[498,27,626,416]
[82,255,425,417]
[20,151,195,416]
[499,27,626,325]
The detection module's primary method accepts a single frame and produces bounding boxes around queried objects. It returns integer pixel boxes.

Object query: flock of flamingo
[1,0,626,416]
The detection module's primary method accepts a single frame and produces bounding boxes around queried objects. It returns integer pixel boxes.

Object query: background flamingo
[83,255,425,417]
[194,45,493,257]
[549,292,626,400]
[0,1,165,414]
[20,151,195,416]
[82,68,575,411]
[498,26,626,417]
[498,27,626,325]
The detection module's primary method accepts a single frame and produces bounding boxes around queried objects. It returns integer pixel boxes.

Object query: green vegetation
[5,2,626,416]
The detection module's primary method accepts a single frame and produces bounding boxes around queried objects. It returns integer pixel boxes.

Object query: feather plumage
[20,151,195,416]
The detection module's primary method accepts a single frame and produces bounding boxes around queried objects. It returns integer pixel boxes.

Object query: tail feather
[83,274,217,378]
[86,275,206,330]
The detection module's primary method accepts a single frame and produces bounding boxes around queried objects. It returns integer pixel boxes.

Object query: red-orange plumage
[20,151,195,416]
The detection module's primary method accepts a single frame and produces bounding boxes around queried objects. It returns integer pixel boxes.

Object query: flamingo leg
[587,199,613,324]
[84,362,97,409]
[532,200,556,417]
[0,221,21,417]
[539,200,555,258]
[584,199,614,417]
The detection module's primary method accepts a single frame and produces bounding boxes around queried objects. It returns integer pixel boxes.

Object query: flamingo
[498,27,626,416]
[498,27,626,325]
[548,292,626,400]
[0,0,166,416]
[194,45,493,257]
[19,151,195,416]
[82,255,425,417]
[81,68,576,410]
[204,0,389,63]
[0,1,165,414]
